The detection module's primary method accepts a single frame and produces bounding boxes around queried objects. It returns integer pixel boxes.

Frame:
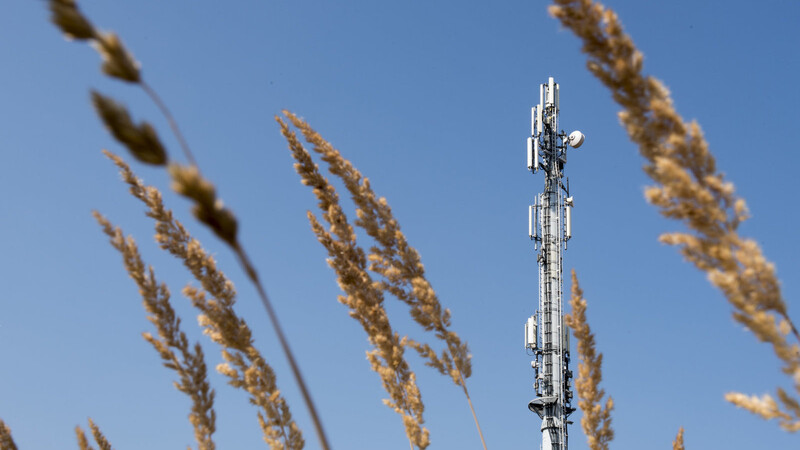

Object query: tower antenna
[524,77,584,450]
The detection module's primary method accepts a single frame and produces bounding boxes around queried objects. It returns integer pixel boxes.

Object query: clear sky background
[2,1,799,449]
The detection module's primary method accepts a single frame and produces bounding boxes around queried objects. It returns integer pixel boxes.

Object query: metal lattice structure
[524,77,584,450]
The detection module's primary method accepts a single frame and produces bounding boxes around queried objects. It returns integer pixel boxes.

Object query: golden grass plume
[75,426,91,450]
[49,0,139,83]
[49,0,195,165]
[550,0,800,431]
[49,0,328,443]
[168,164,239,248]
[91,91,167,166]
[103,150,304,450]
[0,419,17,450]
[278,116,429,449]
[93,211,216,450]
[279,110,486,448]
[75,418,113,450]
[281,112,474,380]
[48,0,95,41]
[87,419,113,450]
[672,426,685,450]
[565,270,613,450]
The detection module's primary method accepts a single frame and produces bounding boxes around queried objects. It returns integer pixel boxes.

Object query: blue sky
[2,0,799,449]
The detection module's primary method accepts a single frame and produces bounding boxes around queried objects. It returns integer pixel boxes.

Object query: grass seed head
[92,32,141,83]
[672,427,685,450]
[49,0,96,40]
[168,164,239,247]
[91,91,167,165]
[0,419,17,450]
[552,0,800,431]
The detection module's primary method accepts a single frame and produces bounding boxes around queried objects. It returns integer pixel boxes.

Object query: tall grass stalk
[48,1,329,446]
[278,117,430,449]
[565,270,613,450]
[93,212,216,450]
[672,427,685,450]
[74,426,91,450]
[550,0,800,431]
[104,151,304,449]
[0,419,17,450]
[87,419,113,450]
[75,419,113,450]
[280,111,486,449]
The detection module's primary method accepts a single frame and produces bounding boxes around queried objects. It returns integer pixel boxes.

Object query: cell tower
[524,77,584,450]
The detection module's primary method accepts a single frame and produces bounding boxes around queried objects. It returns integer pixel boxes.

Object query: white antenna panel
[537,104,542,135]
[547,77,555,106]
[527,137,533,170]
[539,85,544,112]
[529,205,534,238]
[555,84,560,111]
[529,202,538,239]
[565,205,572,239]
[525,316,537,349]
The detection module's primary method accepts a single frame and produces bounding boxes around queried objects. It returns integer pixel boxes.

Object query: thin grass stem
[457,370,487,450]
[231,243,331,450]
[780,312,800,347]
[140,81,197,166]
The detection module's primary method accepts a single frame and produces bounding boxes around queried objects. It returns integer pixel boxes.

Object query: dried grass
[75,419,113,450]
[46,0,476,446]
[103,151,304,450]
[550,0,800,432]
[91,91,167,166]
[87,419,113,450]
[93,211,216,450]
[48,0,329,445]
[75,426,91,450]
[279,110,486,447]
[278,116,429,449]
[0,419,17,450]
[48,0,95,41]
[565,270,613,450]
[27,0,796,447]
[672,427,685,450]
[49,0,138,83]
